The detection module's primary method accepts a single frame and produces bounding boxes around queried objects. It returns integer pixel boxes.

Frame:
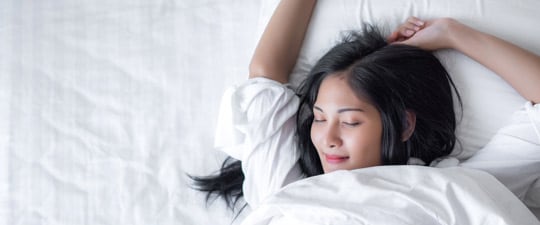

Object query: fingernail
[406,30,414,35]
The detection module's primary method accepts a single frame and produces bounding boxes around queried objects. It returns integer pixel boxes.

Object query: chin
[322,166,346,174]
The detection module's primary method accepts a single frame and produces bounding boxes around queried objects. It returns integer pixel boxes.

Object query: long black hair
[191,25,461,212]
[297,26,461,176]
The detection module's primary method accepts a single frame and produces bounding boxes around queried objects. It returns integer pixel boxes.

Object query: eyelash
[312,119,360,127]
[343,122,360,126]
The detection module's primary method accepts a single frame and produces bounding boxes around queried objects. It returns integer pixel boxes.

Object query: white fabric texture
[461,102,540,212]
[214,77,303,208]
[242,167,539,225]
[215,77,540,224]
[1,1,264,224]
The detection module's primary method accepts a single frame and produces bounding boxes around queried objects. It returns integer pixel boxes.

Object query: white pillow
[258,0,540,159]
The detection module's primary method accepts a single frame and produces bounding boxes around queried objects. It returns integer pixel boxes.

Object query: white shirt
[214,77,540,217]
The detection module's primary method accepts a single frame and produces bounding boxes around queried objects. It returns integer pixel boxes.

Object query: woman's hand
[388,17,460,51]
[390,17,540,103]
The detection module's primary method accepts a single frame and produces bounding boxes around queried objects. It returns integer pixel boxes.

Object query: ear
[402,110,416,141]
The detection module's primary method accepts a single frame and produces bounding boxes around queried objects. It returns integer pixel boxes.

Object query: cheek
[310,124,327,155]
[345,126,382,156]
[342,132,366,151]
[310,125,319,148]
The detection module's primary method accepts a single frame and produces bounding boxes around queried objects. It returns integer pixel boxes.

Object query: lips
[324,154,349,164]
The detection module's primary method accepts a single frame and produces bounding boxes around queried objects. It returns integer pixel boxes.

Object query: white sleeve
[460,102,540,210]
[214,77,303,208]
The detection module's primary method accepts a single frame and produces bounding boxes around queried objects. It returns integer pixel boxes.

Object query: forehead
[314,73,381,119]
[316,74,367,105]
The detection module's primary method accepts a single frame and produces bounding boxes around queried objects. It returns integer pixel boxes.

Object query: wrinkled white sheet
[1,0,261,224]
[242,167,540,225]
[2,0,540,225]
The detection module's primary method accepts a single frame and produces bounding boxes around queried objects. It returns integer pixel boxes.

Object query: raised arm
[249,0,317,84]
[391,17,540,104]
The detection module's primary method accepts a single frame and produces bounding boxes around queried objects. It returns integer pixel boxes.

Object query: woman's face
[310,74,383,173]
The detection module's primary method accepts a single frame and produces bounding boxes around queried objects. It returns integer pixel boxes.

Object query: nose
[323,124,342,148]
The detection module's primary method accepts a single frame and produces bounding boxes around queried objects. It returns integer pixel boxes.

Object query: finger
[389,37,412,45]
[397,38,417,47]
[389,28,414,42]
[404,21,423,32]
[405,17,425,33]
[400,22,417,31]
[407,16,425,27]
[387,31,399,42]
[389,28,415,43]
[390,17,425,42]
[399,27,416,37]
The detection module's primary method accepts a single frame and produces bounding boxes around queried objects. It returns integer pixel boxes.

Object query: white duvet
[242,166,539,225]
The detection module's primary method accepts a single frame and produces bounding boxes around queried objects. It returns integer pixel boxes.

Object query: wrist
[446,19,470,50]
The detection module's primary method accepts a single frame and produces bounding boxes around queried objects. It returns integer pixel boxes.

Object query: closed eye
[343,122,360,126]
[313,119,326,123]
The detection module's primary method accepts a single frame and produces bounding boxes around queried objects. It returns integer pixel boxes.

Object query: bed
[1,0,539,224]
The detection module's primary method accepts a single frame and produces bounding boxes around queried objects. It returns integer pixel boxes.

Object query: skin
[390,17,540,104]
[249,0,540,173]
[249,0,317,84]
[310,74,383,173]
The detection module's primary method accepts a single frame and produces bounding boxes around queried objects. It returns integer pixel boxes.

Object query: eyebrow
[313,105,365,113]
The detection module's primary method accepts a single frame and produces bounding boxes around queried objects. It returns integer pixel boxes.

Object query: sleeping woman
[192,0,540,223]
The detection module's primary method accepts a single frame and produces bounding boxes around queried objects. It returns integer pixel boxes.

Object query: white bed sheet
[1,0,540,225]
[1,0,260,224]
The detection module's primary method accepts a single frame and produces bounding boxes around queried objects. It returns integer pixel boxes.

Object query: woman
[192,0,540,221]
